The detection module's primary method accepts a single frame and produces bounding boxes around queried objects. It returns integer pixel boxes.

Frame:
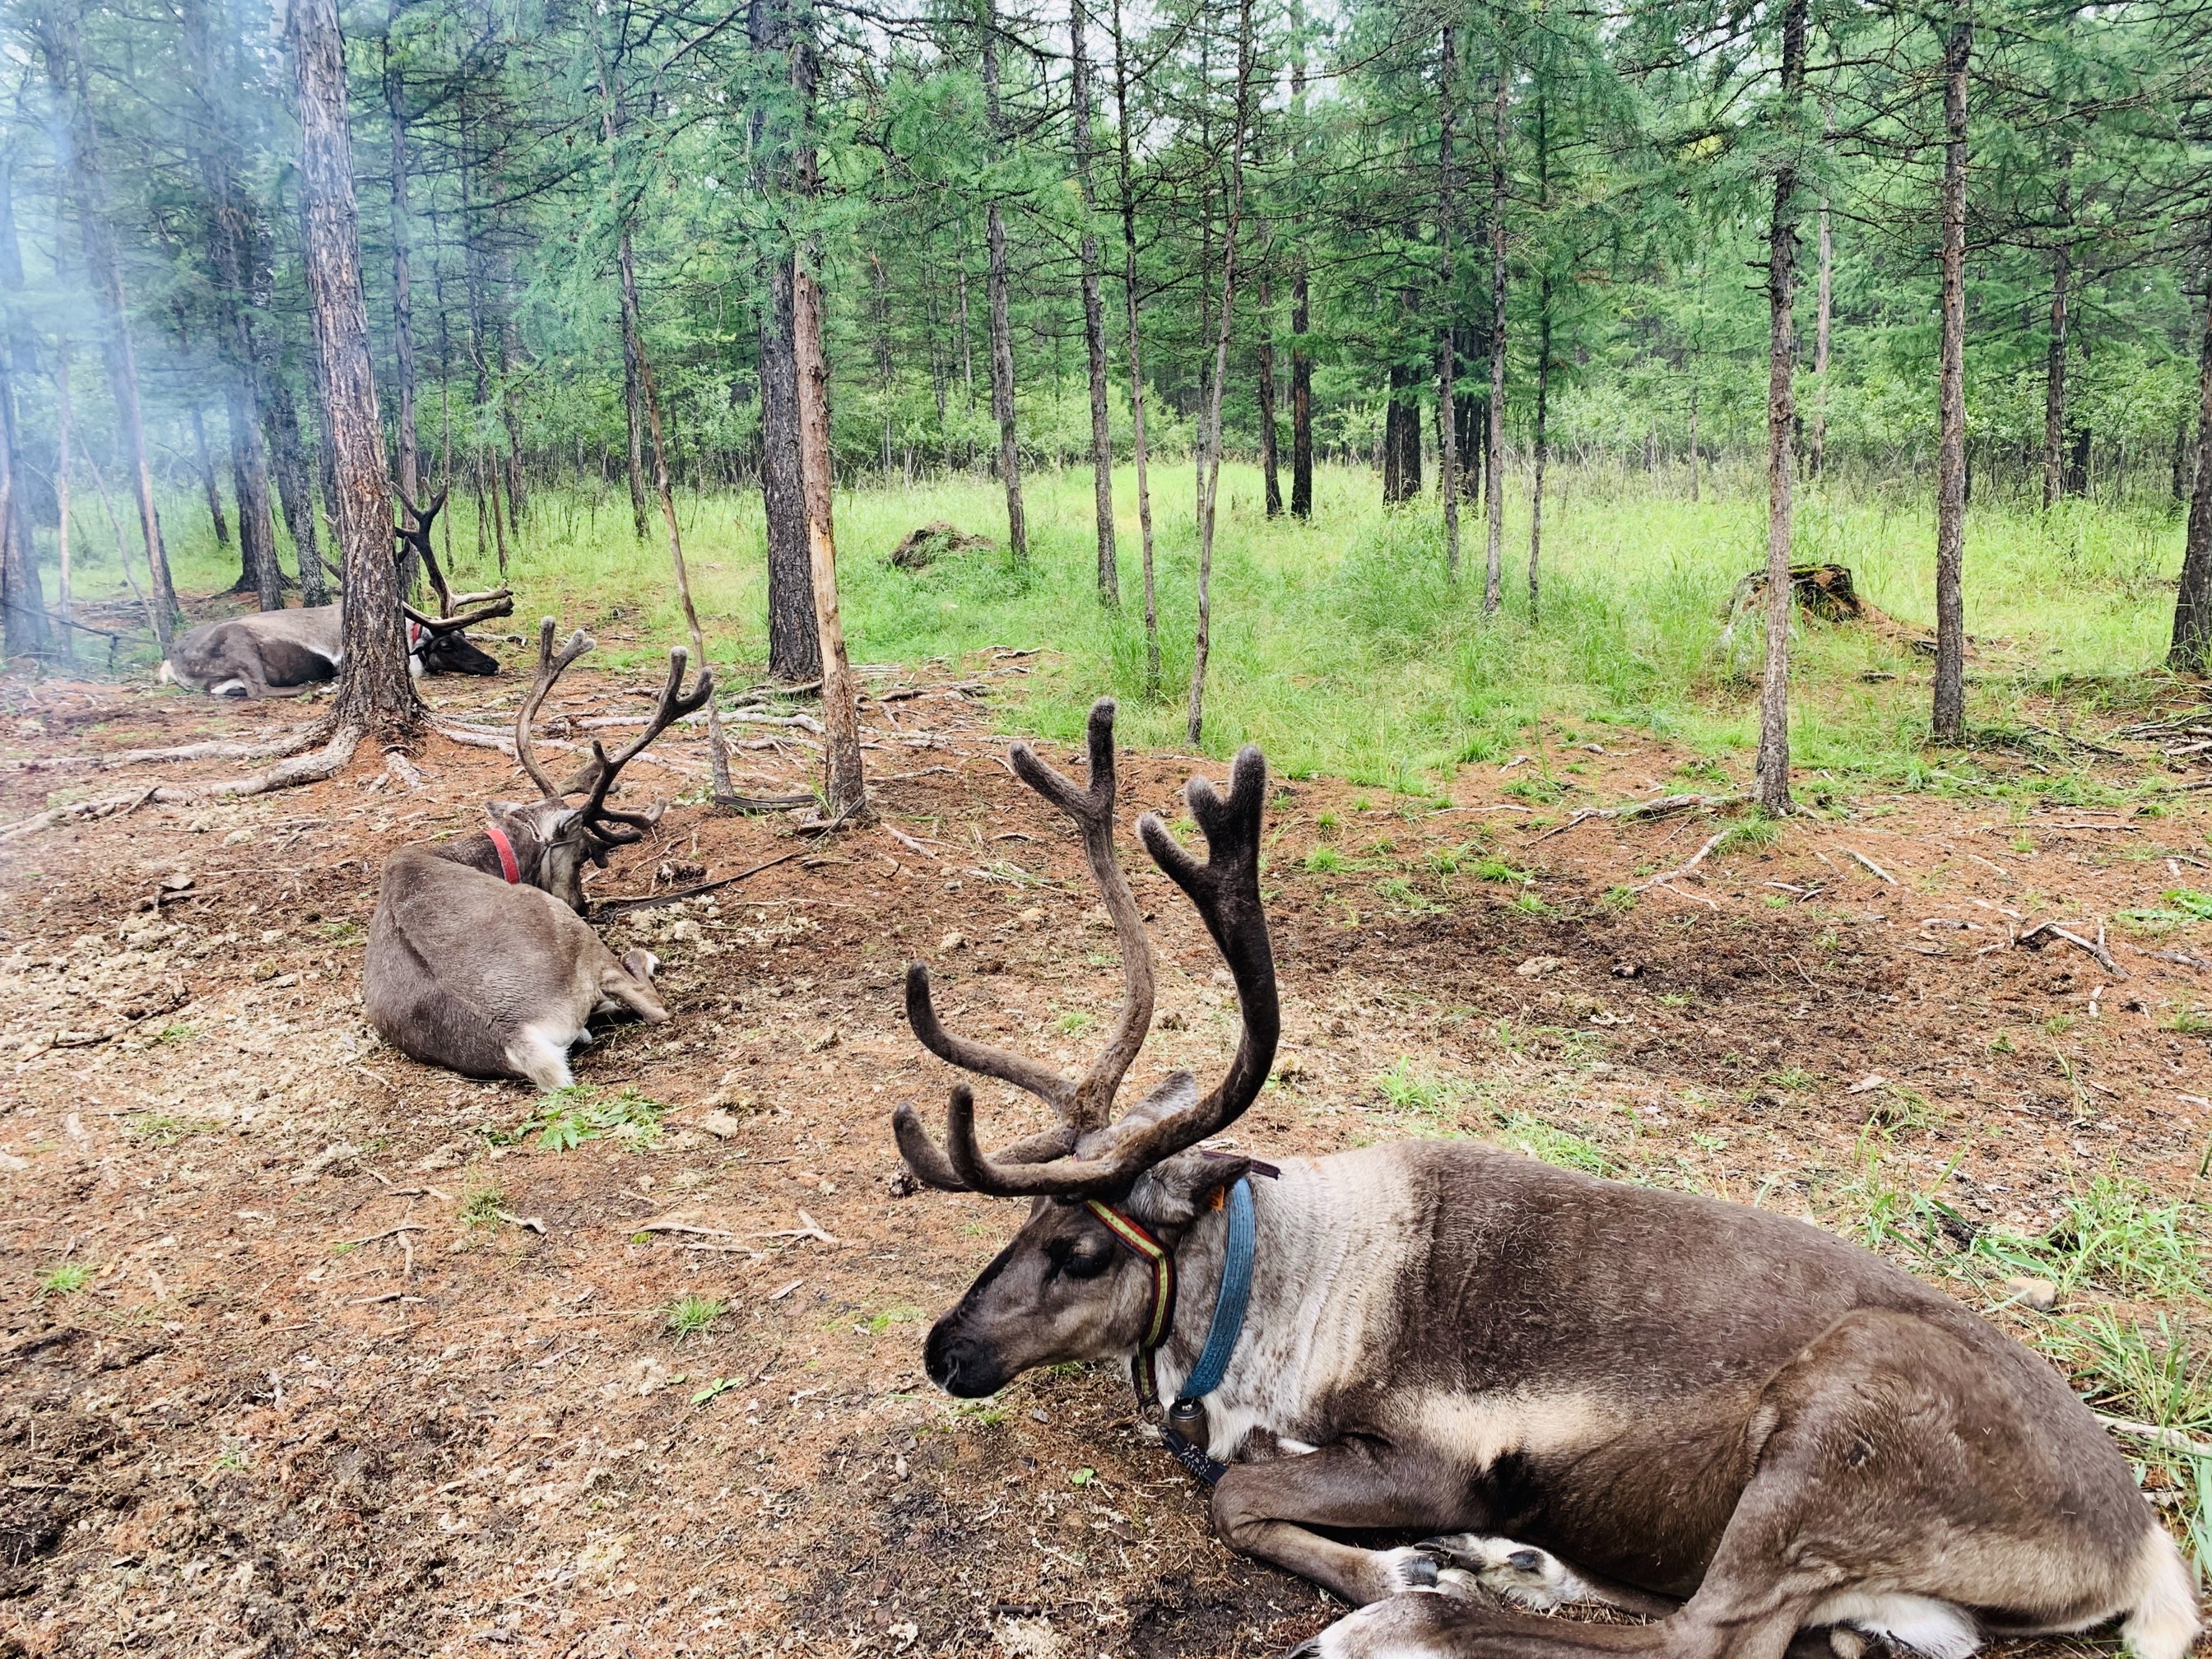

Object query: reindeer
[362,619,710,1089]
[160,490,509,697]
[894,700,2198,1659]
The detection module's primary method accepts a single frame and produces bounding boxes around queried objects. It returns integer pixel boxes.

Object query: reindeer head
[507,617,714,913]
[397,488,512,678]
[895,699,1279,1397]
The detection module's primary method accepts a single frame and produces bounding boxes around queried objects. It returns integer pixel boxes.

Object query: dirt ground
[0,637,2208,1659]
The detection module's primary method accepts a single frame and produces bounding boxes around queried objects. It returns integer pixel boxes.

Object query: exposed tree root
[0,727,364,842]
[1534,792,1742,842]
[2,725,324,774]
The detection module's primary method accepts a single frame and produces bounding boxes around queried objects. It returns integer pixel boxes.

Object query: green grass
[123,1111,215,1146]
[37,1263,91,1295]
[502,1085,667,1152]
[110,462,2195,793]
[459,1186,506,1227]
[666,1294,727,1342]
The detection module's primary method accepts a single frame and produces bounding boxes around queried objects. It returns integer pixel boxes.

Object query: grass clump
[459,1187,506,1227]
[666,1294,727,1342]
[511,1085,667,1152]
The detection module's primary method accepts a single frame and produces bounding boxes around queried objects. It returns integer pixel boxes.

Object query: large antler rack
[511,616,714,864]
[894,699,1280,1201]
[397,486,513,635]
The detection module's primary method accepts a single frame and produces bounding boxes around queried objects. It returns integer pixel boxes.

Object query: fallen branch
[1533,792,1740,842]
[1843,848,1898,885]
[345,1221,428,1247]
[592,849,806,919]
[634,1219,740,1238]
[494,1209,545,1234]
[1633,830,1728,895]
[2016,919,2126,980]
[2,725,323,774]
[763,1210,839,1247]
[2096,1413,2212,1460]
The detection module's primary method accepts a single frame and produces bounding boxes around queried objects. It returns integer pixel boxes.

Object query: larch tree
[1071,0,1118,602]
[1930,9,1971,746]
[979,0,1028,562]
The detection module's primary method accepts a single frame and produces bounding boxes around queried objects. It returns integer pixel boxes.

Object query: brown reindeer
[895,700,2197,1659]
[362,619,709,1088]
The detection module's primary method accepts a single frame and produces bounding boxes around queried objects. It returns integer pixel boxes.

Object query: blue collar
[1091,1176,1259,1486]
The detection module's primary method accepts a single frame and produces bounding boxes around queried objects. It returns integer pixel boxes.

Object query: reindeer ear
[1126,1148,1251,1230]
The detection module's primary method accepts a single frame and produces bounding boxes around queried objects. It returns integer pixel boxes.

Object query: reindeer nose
[923,1322,1006,1398]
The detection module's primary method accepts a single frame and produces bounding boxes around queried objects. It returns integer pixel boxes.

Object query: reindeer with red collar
[898,702,2197,1659]
[363,619,707,1089]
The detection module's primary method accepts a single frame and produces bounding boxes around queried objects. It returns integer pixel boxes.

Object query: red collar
[485,822,521,885]
[408,620,424,646]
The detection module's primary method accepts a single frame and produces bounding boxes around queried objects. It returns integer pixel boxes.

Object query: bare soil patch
[0,660,2206,1658]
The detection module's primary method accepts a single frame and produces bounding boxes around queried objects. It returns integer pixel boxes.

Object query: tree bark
[0,153,48,656]
[228,389,281,611]
[1258,272,1282,518]
[2171,284,2212,672]
[190,407,233,552]
[1482,56,1508,615]
[1110,0,1160,699]
[794,255,865,816]
[1384,362,1421,503]
[1931,12,1971,745]
[53,339,72,658]
[287,0,409,736]
[36,12,173,651]
[1290,267,1313,519]
[386,40,420,504]
[981,0,1028,561]
[750,0,820,680]
[1071,0,1118,600]
[266,374,328,604]
[1752,0,1806,811]
[621,318,650,538]
[1187,0,1253,748]
[2042,156,2072,511]
[1438,26,1461,580]
[1530,272,1550,620]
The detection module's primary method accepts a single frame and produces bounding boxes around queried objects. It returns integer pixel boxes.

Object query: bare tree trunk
[386,39,420,503]
[750,0,820,680]
[620,325,650,538]
[1810,225,1831,480]
[1437,26,1461,580]
[265,372,328,603]
[2042,156,2072,512]
[36,13,174,651]
[1110,0,1160,699]
[1931,13,1971,745]
[793,257,864,816]
[2171,282,2212,672]
[0,152,49,657]
[1071,0,1118,600]
[53,340,72,658]
[191,407,234,552]
[1752,0,1806,811]
[1290,261,1313,520]
[498,303,526,535]
[1689,384,1700,503]
[981,0,1027,561]
[594,22,734,802]
[1186,0,1253,748]
[228,388,281,611]
[1481,56,1508,615]
[1530,272,1550,620]
[1258,272,1282,518]
[287,0,408,736]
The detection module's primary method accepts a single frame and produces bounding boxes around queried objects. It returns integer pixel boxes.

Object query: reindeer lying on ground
[363,620,708,1088]
[895,700,2197,1659]
[161,490,510,697]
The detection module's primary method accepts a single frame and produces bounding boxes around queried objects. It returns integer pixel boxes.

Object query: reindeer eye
[1048,1238,1115,1281]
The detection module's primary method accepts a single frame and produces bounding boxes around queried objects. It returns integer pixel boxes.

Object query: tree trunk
[1384,364,1421,503]
[191,407,234,552]
[621,323,650,538]
[386,42,420,503]
[1290,265,1313,520]
[1481,57,1508,615]
[0,154,48,656]
[1187,0,1253,748]
[1810,212,1831,480]
[1071,0,1118,600]
[1258,272,1282,518]
[36,12,174,651]
[53,339,72,657]
[1931,12,1971,745]
[981,0,1027,561]
[2171,284,2212,672]
[228,388,282,611]
[1689,384,1700,503]
[1752,0,1806,811]
[266,373,328,604]
[750,0,820,681]
[2042,156,2071,511]
[1530,272,1550,620]
[794,255,865,816]
[1110,0,1160,699]
[595,21,736,803]
[1438,26,1460,580]
[287,0,408,736]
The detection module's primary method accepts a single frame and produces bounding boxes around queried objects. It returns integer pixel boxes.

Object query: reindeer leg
[593,950,667,1025]
[1210,1438,1486,1608]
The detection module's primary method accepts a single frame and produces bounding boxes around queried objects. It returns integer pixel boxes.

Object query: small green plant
[1315,809,1339,834]
[1511,891,1559,918]
[123,1111,213,1146]
[2167,889,2212,921]
[1375,1057,1458,1118]
[859,1305,925,1336]
[666,1294,727,1341]
[2165,1008,2212,1036]
[1054,1009,1095,1036]
[1471,855,1530,884]
[1494,1111,1617,1177]
[1069,1466,1096,1488]
[948,1398,1006,1429]
[517,1085,668,1151]
[152,1023,195,1045]
[37,1263,91,1296]
[459,1186,505,1227]
[1764,1067,1815,1093]
[1304,844,1346,875]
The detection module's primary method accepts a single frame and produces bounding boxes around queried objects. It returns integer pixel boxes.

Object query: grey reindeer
[893,699,2197,1659]
[363,620,707,1089]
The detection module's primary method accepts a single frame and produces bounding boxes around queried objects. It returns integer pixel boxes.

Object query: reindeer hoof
[1287,1592,1465,1659]
[1373,1545,1441,1596]
[1418,1534,1581,1609]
